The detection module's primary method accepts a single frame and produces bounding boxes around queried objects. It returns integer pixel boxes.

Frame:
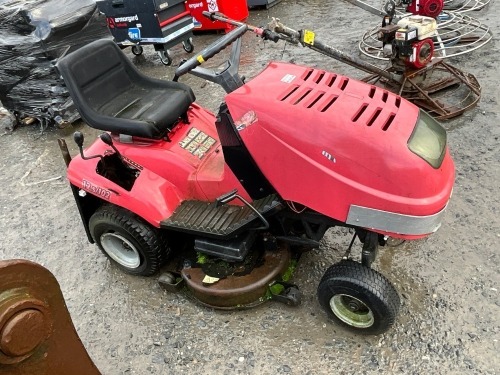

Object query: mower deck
[180,243,292,309]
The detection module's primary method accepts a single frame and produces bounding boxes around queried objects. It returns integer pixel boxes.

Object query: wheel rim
[100,232,141,269]
[330,294,374,328]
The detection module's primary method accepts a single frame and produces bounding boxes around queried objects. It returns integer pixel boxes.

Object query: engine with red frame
[378,15,436,70]
[394,28,434,69]
[404,0,444,18]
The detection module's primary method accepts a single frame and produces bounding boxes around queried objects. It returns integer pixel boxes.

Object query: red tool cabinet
[186,0,248,32]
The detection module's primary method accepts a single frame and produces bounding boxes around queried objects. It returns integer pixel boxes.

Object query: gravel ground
[0,1,499,374]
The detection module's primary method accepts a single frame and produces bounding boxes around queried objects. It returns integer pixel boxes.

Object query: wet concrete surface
[0,1,499,374]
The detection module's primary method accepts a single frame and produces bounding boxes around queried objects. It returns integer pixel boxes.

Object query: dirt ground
[0,1,499,374]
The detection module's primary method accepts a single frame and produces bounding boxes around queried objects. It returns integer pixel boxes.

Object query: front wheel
[317,260,400,335]
[89,205,170,276]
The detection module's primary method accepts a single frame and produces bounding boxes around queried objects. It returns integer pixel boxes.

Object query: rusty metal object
[0,260,101,375]
[363,59,481,119]
[181,244,291,309]
[57,138,72,167]
[268,19,402,83]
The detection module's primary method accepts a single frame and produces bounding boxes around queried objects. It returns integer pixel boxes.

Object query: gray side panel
[346,204,447,235]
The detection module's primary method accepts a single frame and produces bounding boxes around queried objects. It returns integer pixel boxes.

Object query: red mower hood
[225,62,455,238]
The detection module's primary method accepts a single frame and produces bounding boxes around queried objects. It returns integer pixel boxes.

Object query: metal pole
[269,20,402,83]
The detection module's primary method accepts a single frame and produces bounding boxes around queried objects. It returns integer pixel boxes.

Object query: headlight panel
[408,110,447,168]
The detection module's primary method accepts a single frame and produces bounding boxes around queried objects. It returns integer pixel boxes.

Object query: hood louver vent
[293,88,313,105]
[352,104,368,122]
[302,69,313,81]
[368,86,376,98]
[367,108,382,127]
[320,95,338,112]
[327,74,337,87]
[352,102,397,130]
[339,77,349,91]
[276,68,400,131]
[382,91,389,103]
[314,71,325,84]
[279,85,299,101]
[307,92,325,108]
[382,113,396,131]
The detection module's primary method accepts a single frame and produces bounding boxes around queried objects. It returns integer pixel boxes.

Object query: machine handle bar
[202,11,281,42]
[174,23,248,80]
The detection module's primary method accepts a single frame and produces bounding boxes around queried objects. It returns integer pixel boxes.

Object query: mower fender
[67,157,183,240]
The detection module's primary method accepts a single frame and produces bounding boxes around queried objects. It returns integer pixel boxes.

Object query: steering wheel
[174,23,248,80]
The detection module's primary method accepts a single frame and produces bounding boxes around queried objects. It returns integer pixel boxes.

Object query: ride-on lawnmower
[57,11,455,335]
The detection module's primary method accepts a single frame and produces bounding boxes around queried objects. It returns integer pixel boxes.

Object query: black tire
[317,260,400,335]
[182,38,194,53]
[131,45,143,56]
[89,205,170,276]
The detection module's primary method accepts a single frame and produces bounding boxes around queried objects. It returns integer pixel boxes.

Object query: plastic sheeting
[0,0,110,129]
[0,100,16,132]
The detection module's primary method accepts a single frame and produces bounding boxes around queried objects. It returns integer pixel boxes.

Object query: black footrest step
[161,194,281,238]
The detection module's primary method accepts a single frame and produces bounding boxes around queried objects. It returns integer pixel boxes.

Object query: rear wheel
[89,205,170,276]
[317,260,400,334]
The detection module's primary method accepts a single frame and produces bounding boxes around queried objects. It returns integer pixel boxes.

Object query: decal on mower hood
[179,128,216,159]
[281,74,296,83]
[82,180,111,201]
[322,150,336,163]
[235,111,257,132]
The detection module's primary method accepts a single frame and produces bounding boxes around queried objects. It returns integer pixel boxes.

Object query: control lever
[73,131,102,161]
[215,189,239,207]
[100,132,123,161]
[215,189,270,230]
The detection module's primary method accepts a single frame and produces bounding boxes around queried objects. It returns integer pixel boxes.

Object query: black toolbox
[96,0,194,65]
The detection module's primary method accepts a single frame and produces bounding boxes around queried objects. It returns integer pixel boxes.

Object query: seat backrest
[56,38,196,138]
[57,39,133,114]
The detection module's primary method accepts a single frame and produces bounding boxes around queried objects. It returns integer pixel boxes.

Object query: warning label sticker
[179,128,217,159]
[302,30,315,46]
[207,0,219,12]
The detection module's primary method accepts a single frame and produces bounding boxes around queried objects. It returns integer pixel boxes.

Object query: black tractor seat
[56,39,195,139]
